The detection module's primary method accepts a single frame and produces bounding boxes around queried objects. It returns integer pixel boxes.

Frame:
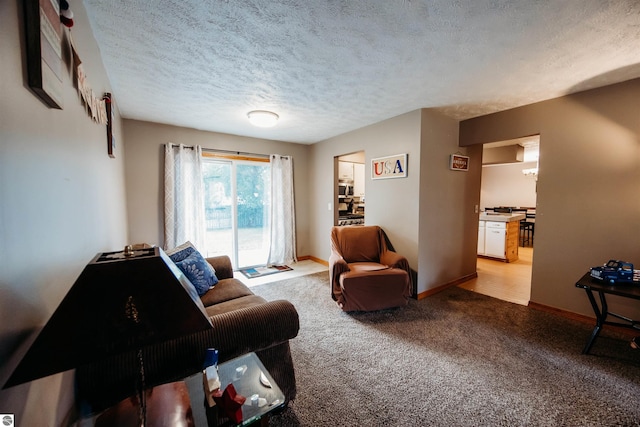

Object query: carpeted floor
[251,271,640,426]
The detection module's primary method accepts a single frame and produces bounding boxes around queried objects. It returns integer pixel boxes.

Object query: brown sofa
[330,225,412,312]
[76,255,299,413]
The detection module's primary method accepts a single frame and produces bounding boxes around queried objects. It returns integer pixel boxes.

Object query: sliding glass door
[202,159,271,269]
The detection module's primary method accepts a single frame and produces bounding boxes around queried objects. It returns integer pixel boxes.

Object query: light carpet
[251,272,640,426]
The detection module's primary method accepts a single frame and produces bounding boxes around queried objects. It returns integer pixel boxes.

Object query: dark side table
[575,272,640,354]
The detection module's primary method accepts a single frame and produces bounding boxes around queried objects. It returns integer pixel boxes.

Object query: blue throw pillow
[167,242,218,296]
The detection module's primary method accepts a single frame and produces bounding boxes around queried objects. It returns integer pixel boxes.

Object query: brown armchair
[330,225,412,312]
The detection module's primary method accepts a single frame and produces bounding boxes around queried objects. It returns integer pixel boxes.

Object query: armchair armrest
[206,255,234,280]
[329,253,350,303]
[329,253,349,273]
[380,250,407,269]
[380,250,413,293]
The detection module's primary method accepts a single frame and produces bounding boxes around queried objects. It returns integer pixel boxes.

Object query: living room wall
[0,0,127,424]
[308,110,481,296]
[418,110,482,295]
[308,111,422,272]
[460,78,640,318]
[122,119,312,256]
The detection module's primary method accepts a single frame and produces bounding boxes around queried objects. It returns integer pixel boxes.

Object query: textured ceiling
[82,0,640,144]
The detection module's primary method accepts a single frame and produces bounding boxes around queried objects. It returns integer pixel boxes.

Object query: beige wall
[308,111,422,270]
[480,161,538,209]
[418,110,482,294]
[123,120,312,256]
[0,0,128,424]
[308,110,481,296]
[460,78,640,317]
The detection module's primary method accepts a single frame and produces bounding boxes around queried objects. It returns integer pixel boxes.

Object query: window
[202,157,271,268]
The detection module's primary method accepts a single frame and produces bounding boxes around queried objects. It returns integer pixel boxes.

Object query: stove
[337,214,365,226]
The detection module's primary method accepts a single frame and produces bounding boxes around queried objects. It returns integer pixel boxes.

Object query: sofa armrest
[208,299,299,361]
[206,255,234,280]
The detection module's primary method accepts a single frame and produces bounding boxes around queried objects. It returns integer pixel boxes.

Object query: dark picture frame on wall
[449,154,470,171]
[23,0,64,109]
[104,93,115,158]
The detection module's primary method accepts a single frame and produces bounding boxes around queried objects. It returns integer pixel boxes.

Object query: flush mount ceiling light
[247,110,279,128]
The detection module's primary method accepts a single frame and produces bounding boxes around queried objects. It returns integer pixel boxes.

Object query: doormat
[239,265,293,279]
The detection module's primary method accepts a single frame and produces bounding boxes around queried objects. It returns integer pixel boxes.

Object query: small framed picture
[449,154,469,171]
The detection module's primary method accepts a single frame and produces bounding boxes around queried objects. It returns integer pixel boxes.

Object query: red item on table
[212,384,246,424]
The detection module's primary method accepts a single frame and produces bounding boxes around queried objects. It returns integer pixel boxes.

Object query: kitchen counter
[478,213,523,262]
[479,212,525,222]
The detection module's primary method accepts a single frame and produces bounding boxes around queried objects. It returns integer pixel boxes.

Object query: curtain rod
[203,148,270,158]
[167,143,270,159]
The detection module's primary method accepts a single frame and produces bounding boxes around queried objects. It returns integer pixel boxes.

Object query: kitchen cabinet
[478,219,520,262]
[485,222,506,257]
[338,161,354,180]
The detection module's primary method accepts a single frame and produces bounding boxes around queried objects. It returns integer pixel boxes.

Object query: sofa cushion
[200,278,254,307]
[205,294,268,317]
[167,241,218,296]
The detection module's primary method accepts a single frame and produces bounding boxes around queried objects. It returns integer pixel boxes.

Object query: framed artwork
[449,154,469,171]
[104,93,115,158]
[371,153,407,180]
[24,0,64,109]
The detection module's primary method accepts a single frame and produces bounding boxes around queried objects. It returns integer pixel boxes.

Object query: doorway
[335,151,366,226]
[460,136,539,305]
[202,158,271,268]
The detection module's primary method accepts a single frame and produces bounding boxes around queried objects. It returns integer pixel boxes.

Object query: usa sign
[371,153,407,180]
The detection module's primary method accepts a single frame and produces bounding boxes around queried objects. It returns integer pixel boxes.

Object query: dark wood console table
[575,272,640,354]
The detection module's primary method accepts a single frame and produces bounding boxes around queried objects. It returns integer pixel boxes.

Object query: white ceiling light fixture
[247,110,279,128]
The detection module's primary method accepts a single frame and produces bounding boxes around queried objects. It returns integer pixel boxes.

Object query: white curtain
[268,154,297,265]
[164,143,206,250]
